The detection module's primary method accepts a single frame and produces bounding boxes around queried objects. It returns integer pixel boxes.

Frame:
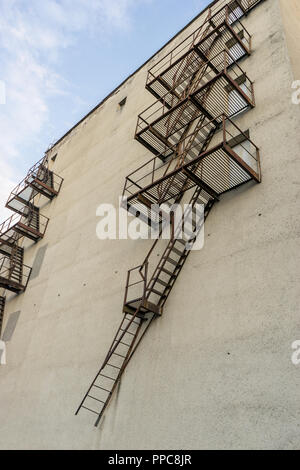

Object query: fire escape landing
[0,157,63,319]
[6,159,63,215]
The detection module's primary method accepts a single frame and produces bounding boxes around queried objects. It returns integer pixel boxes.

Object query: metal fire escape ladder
[77,0,264,428]
[75,302,155,426]
[164,9,218,139]
[144,187,215,311]
[157,109,218,207]
[168,8,213,104]
[76,183,216,426]
[0,156,63,325]
[156,39,221,205]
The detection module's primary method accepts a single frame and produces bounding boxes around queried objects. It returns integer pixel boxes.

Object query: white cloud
[0,0,151,221]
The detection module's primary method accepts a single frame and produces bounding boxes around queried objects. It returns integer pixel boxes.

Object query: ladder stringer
[75,308,157,427]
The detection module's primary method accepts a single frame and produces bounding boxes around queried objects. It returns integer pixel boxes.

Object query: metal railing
[0,255,32,289]
[0,207,49,240]
[146,3,251,86]
[123,262,148,310]
[125,114,260,199]
[137,49,253,137]
[7,158,63,207]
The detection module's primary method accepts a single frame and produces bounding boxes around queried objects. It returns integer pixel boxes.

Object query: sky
[0,0,211,220]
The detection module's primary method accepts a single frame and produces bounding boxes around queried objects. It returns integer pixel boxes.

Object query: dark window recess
[51,153,57,162]
[119,97,127,108]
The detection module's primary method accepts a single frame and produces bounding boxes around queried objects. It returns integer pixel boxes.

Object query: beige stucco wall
[280,0,300,79]
[0,0,300,450]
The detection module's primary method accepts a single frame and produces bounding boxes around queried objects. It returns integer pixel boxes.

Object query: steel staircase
[75,313,149,426]
[0,245,31,294]
[77,0,265,427]
[136,48,254,158]
[76,185,215,425]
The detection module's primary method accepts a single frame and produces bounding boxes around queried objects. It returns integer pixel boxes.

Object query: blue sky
[0,0,211,219]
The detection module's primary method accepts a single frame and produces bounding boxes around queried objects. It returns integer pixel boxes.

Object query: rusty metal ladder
[8,245,24,285]
[165,7,221,138]
[75,308,155,426]
[76,184,216,426]
[158,110,218,204]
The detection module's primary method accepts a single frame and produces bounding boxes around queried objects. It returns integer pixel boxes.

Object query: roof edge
[46,0,220,153]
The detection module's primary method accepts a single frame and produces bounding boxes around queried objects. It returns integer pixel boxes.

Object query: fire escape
[0,157,63,337]
[76,1,264,426]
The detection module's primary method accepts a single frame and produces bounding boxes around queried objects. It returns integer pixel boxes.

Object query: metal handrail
[0,255,32,287]
[0,207,49,238]
[138,48,254,134]
[147,3,251,83]
[125,114,259,197]
[7,161,63,204]
[123,262,148,309]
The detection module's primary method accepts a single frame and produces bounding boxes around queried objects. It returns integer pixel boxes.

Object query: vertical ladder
[75,310,156,426]
[77,185,216,426]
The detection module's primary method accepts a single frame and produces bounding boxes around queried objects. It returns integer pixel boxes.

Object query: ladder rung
[81,406,99,415]
[124,318,140,326]
[171,247,183,257]
[120,329,135,336]
[87,395,105,404]
[114,340,131,347]
[147,287,167,297]
[107,363,121,370]
[155,278,169,288]
[92,384,112,393]
[99,374,115,381]
[163,257,180,267]
[161,267,175,277]
[112,352,126,359]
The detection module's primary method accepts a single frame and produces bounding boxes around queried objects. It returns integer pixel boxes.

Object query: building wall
[1,0,300,450]
[280,0,300,79]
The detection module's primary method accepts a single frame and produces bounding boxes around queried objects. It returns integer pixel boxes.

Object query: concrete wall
[280,0,300,79]
[1,0,300,450]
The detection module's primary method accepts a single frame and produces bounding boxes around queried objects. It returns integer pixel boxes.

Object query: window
[119,97,127,108]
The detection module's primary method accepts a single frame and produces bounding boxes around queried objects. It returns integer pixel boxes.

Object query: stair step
[155,278,169,288]
[160,267,176,277]
[163,257,181,267]
[170,247,184,257]
[147,287,167,297]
